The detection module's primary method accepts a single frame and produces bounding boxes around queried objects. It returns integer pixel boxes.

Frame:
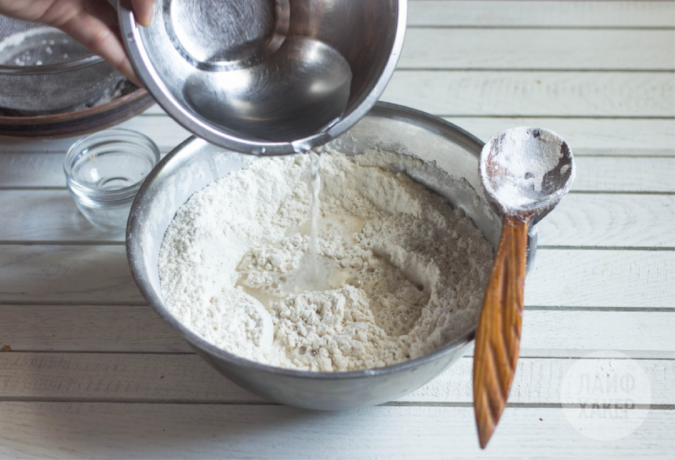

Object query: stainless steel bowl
[126,103,538,410]
[117,0,407,155]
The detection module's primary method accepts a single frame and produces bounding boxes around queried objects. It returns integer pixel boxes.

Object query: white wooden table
[1,2,674,458]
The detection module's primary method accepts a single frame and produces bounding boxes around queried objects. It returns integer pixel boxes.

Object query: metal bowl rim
[127,101,494,381]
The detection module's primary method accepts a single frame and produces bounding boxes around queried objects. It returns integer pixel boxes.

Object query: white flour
[159,150,493,372]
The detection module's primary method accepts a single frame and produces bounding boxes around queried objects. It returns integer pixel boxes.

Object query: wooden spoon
[473,127,575,448]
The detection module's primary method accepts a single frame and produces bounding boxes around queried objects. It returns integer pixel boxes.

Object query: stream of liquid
[236,151,363,309]
[308,151,321,259]
[234,153,430,337]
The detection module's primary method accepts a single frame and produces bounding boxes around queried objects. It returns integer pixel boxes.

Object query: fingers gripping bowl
[126,103,538,410]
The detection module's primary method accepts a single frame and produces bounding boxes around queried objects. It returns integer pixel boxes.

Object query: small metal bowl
[126,103,538,410]
[117,0,407,154]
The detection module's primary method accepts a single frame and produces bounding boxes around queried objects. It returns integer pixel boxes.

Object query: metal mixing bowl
[126,103,538,410]
[117,0,407,154]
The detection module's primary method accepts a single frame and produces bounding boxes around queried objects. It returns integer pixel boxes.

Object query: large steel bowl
[126,103,538,410]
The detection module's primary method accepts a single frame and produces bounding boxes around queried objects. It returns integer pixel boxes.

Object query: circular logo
[560,351,652,441]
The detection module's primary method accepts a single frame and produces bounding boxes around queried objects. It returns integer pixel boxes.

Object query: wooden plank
[1,194,674,249]
[539,194,675,249]
[0,116,190,154]
[573,157,675,193]
[0,403,672,459]
[407,1,675,28]
[0,246,144,304]
[0,191,123,241]
[125,115,675,156]
[521,311,675,359]
[409,356,673,404]
[526,250,675,308]
[2,153,673,193]
[400,29,675,70]
[0,306,188,353]
[3,117,673,157]
[0,353,670,405]
[1,306,672,357]
[0,247,671,308]
[443,118,675,156]
[0,352,255,402]
[0,153,66,186]
[381,71,675,117]
[130,72,675,118]
[0,192,672,248]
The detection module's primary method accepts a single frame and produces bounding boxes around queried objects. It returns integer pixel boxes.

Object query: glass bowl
[64,128,160,230]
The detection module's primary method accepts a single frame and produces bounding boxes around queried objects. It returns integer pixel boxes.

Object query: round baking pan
[0,87,155,140]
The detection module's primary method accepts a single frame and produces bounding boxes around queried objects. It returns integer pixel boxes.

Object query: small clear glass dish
[64,128,160,230]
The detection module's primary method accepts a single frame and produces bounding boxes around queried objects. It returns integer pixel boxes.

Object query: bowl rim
[126,101,496,381]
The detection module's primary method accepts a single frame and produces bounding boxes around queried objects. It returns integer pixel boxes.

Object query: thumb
[131,0,155,27]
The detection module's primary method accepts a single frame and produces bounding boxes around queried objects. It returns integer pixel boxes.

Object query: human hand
[0,0,156,86]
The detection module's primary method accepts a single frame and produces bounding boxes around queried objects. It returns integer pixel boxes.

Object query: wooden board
[2,116,672,157]
[0,305,186,353]
[0,191,124,242]
[2,245,673,308]
[141,71,675,117]
[1,305,672,357]
[0,354,671,405]
[525,250,675,308]
[89,113,674,156]
[0,246,144,304]
[444,118,675,156]
[382,71,675,117]
[3,155,674,191]
[400,30,675,70]
[573,158,675,192]
[2,191,672,248]
[0,403,672,459]
[407,1,675,28]
[539,194,675,249]
[0,247,671,308]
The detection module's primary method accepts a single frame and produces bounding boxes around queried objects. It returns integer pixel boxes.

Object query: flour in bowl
[158,150,493,372]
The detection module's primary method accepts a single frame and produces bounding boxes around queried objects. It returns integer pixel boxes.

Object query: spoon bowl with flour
[480,128,575,220]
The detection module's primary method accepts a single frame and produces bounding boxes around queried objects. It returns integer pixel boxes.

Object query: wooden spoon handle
[473,213,530,449]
